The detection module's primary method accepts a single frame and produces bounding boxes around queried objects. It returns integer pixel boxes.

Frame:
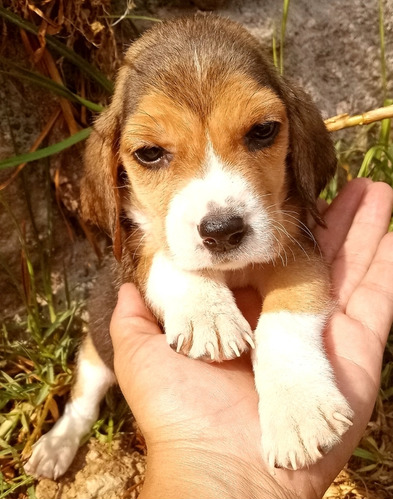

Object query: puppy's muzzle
[198,215,247,252]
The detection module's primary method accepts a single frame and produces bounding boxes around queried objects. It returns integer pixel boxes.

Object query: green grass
[0,128,92,171]
[0,157,81,498]
[272,0,291,74]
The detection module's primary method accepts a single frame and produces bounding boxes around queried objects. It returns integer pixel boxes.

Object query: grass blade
[0,128,92,170]
[103,14,162,23]
[43,307,76,341]
[0,6,113,93]
[353,447,378,461]
[0,61,104,112]
[280,0,291,74]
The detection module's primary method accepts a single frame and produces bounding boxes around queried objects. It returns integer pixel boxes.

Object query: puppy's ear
[280,80,337,224]
[81,108,123,261]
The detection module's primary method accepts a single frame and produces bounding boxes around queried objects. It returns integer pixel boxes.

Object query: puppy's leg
[253,247,353,470]
[145,251,254,361]
[24,334,115,479]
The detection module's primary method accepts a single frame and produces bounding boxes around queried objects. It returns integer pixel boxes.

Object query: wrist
[139,443,294,499]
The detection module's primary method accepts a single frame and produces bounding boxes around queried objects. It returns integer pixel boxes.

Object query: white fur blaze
[24,355,115,479]
[165,145,275,271]
[252,311,353,470]
[146,252,254,361]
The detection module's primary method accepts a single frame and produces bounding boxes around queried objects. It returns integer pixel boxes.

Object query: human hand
[110,178,393,498]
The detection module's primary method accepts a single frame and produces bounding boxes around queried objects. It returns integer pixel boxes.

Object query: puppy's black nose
[198,215,246,252]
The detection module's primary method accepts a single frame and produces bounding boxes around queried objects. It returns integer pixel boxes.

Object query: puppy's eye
[133,146,170,168]
[244,122,280,151]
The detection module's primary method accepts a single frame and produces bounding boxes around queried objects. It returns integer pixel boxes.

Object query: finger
[110,283,162,348]
[346,232,393,348]
[329,182,393,308]
[110,284,165,391]
[314,178,372,263]
[113,283,157,323]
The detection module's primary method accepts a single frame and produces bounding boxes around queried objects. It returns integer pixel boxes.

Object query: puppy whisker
[271,232,288,267]
[279,211,322,257]
[272,220,310,261]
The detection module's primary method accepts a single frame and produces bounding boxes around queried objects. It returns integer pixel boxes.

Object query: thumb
[110,283,162,352]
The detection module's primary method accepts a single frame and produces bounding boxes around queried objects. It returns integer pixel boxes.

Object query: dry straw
[325,104,393,132]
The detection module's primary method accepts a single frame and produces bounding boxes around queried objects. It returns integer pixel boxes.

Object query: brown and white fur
[25,14,353,479]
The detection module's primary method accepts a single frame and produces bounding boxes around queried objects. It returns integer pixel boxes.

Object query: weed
[0,162,81,497]
[272,0,291,74]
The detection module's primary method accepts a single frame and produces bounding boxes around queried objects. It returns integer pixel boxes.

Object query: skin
[110,178,393,499]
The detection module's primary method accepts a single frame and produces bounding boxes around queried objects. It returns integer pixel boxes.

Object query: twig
[21,391,54,458]
[325,104,393,132]
[20,26,79,134]
[43,48,79,135]
[111,0,136,27]
[21,382,70,459]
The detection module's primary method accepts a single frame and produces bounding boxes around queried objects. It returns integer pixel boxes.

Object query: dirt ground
[34,437,146,499]
[1,0,392,498]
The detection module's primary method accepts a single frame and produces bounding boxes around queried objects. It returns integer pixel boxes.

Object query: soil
[1,0,392,498]
[34,438,146,499]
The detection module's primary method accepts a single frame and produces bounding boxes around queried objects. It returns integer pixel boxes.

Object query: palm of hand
[111,179,393,497]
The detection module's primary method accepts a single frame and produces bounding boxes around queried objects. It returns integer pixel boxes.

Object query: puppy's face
[82,15,336,270]
[121,74,289,271]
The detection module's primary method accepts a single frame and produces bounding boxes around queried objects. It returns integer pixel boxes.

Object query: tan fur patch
[71,334,105,400]
[261,245,331,315]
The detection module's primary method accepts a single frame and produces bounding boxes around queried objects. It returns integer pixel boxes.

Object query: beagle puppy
[25,14,353,479]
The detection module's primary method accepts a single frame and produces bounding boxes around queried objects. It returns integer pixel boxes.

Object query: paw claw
[244,333,255,349]
[289,451,298,470]
[313,441,324,459]
[175,334,185,353]
[315,448,323,459]
[165,298,252,362]
[267,452,275,470]
[333,411,353,427]
[229,341,241,357]
[206,342,215,360]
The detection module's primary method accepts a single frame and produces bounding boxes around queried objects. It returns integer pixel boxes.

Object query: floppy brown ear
[280,80,337,224]
[80,108,123,261]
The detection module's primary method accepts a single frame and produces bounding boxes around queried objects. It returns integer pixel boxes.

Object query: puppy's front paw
[259,379,353,470]
[254,310,353,469]
[165,298,254,362]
